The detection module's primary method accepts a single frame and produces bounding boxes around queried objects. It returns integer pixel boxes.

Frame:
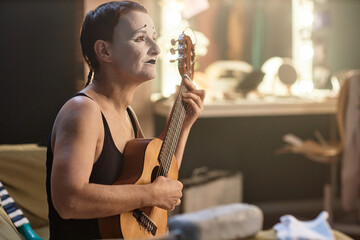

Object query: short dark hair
[80,1,148,86]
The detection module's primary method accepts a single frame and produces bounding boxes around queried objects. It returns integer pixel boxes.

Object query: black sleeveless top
[46,93,138,239]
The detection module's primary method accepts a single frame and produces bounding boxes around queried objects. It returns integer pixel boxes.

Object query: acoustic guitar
[98,32,195,239]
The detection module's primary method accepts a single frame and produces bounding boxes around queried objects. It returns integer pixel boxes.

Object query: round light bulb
[299,10,314,27]
[299,44,314,60]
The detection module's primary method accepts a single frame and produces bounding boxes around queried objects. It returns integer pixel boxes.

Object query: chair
[0,181,42,239]
[0,144,49,239]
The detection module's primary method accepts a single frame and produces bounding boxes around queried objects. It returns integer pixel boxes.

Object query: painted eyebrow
[134,24,147,33]
[133,24,157,36]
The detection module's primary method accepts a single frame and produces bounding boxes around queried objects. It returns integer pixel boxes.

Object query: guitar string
[157,94,182,176]
[157,82,186,177]
[162,111,183,174]
[164,73,192,173]
[166,84,186,171]
[162,84,186,175]
[161,114,184,176]
[159,69,192,176]
[158,98,180,176]
[167,104,185,171]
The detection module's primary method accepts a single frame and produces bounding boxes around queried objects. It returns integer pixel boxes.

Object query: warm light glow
[299,44,314,60]
[159,0,209,97]
[261,57,284,75]
[298,80,314,93]
[165,10,182,28]
[169,0,184,11]
[330,76,340,92]
[291,79,314,95]
[299,10,314,27]
[166,1,184,28]
[293,0,314,92]
[259,57,294,96]
[160,0,184,97]
[167,51,178,62]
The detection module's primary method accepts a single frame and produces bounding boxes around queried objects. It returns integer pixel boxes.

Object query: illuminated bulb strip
[292,0,314,94]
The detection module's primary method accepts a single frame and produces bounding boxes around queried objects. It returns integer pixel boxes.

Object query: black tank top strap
[73,92,93,99]
[126,108,138,138]
[73,92,137,138]
[72,92,110,136]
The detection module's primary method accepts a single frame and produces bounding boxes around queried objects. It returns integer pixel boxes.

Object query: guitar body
[98,138,179,239]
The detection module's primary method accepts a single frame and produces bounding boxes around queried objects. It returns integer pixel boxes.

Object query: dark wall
[326,0,360,73]
[155,113,336,203]
[0,1,84,144]
[313,0,360,78]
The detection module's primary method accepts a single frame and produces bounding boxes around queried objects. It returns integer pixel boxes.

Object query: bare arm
[51,98,182,220]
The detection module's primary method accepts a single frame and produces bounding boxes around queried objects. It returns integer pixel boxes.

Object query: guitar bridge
[132,209,157,236]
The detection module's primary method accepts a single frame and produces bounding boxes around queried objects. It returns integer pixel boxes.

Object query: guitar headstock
[170,33,195,81]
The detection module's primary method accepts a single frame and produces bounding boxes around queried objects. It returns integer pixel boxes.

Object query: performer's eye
[134,35,147,42]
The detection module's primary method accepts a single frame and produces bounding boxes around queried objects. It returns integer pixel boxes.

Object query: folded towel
[273,211,334,240]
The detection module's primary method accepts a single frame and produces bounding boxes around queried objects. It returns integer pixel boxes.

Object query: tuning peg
[170,45,185,55]
[171,39,178,46]
[169,55,183,63]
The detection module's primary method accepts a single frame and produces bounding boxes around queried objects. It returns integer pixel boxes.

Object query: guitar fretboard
[157,81,188,175]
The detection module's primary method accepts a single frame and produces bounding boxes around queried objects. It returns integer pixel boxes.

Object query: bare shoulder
[52,95,103,147]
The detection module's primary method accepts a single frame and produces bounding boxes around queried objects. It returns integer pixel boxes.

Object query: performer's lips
[146,59,156,64]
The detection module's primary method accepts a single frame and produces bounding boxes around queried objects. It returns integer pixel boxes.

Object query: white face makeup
[110,10,161,83]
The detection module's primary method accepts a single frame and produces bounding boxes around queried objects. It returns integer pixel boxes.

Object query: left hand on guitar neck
[181,77,206,131]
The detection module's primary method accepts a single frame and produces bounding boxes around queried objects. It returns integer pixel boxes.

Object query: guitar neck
[157,32,195,176]
[158,80,188,175]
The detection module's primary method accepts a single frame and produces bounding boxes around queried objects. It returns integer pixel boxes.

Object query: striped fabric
[0,181,29,227]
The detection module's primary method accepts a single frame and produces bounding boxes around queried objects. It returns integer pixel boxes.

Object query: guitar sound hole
[151,166,160,183]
